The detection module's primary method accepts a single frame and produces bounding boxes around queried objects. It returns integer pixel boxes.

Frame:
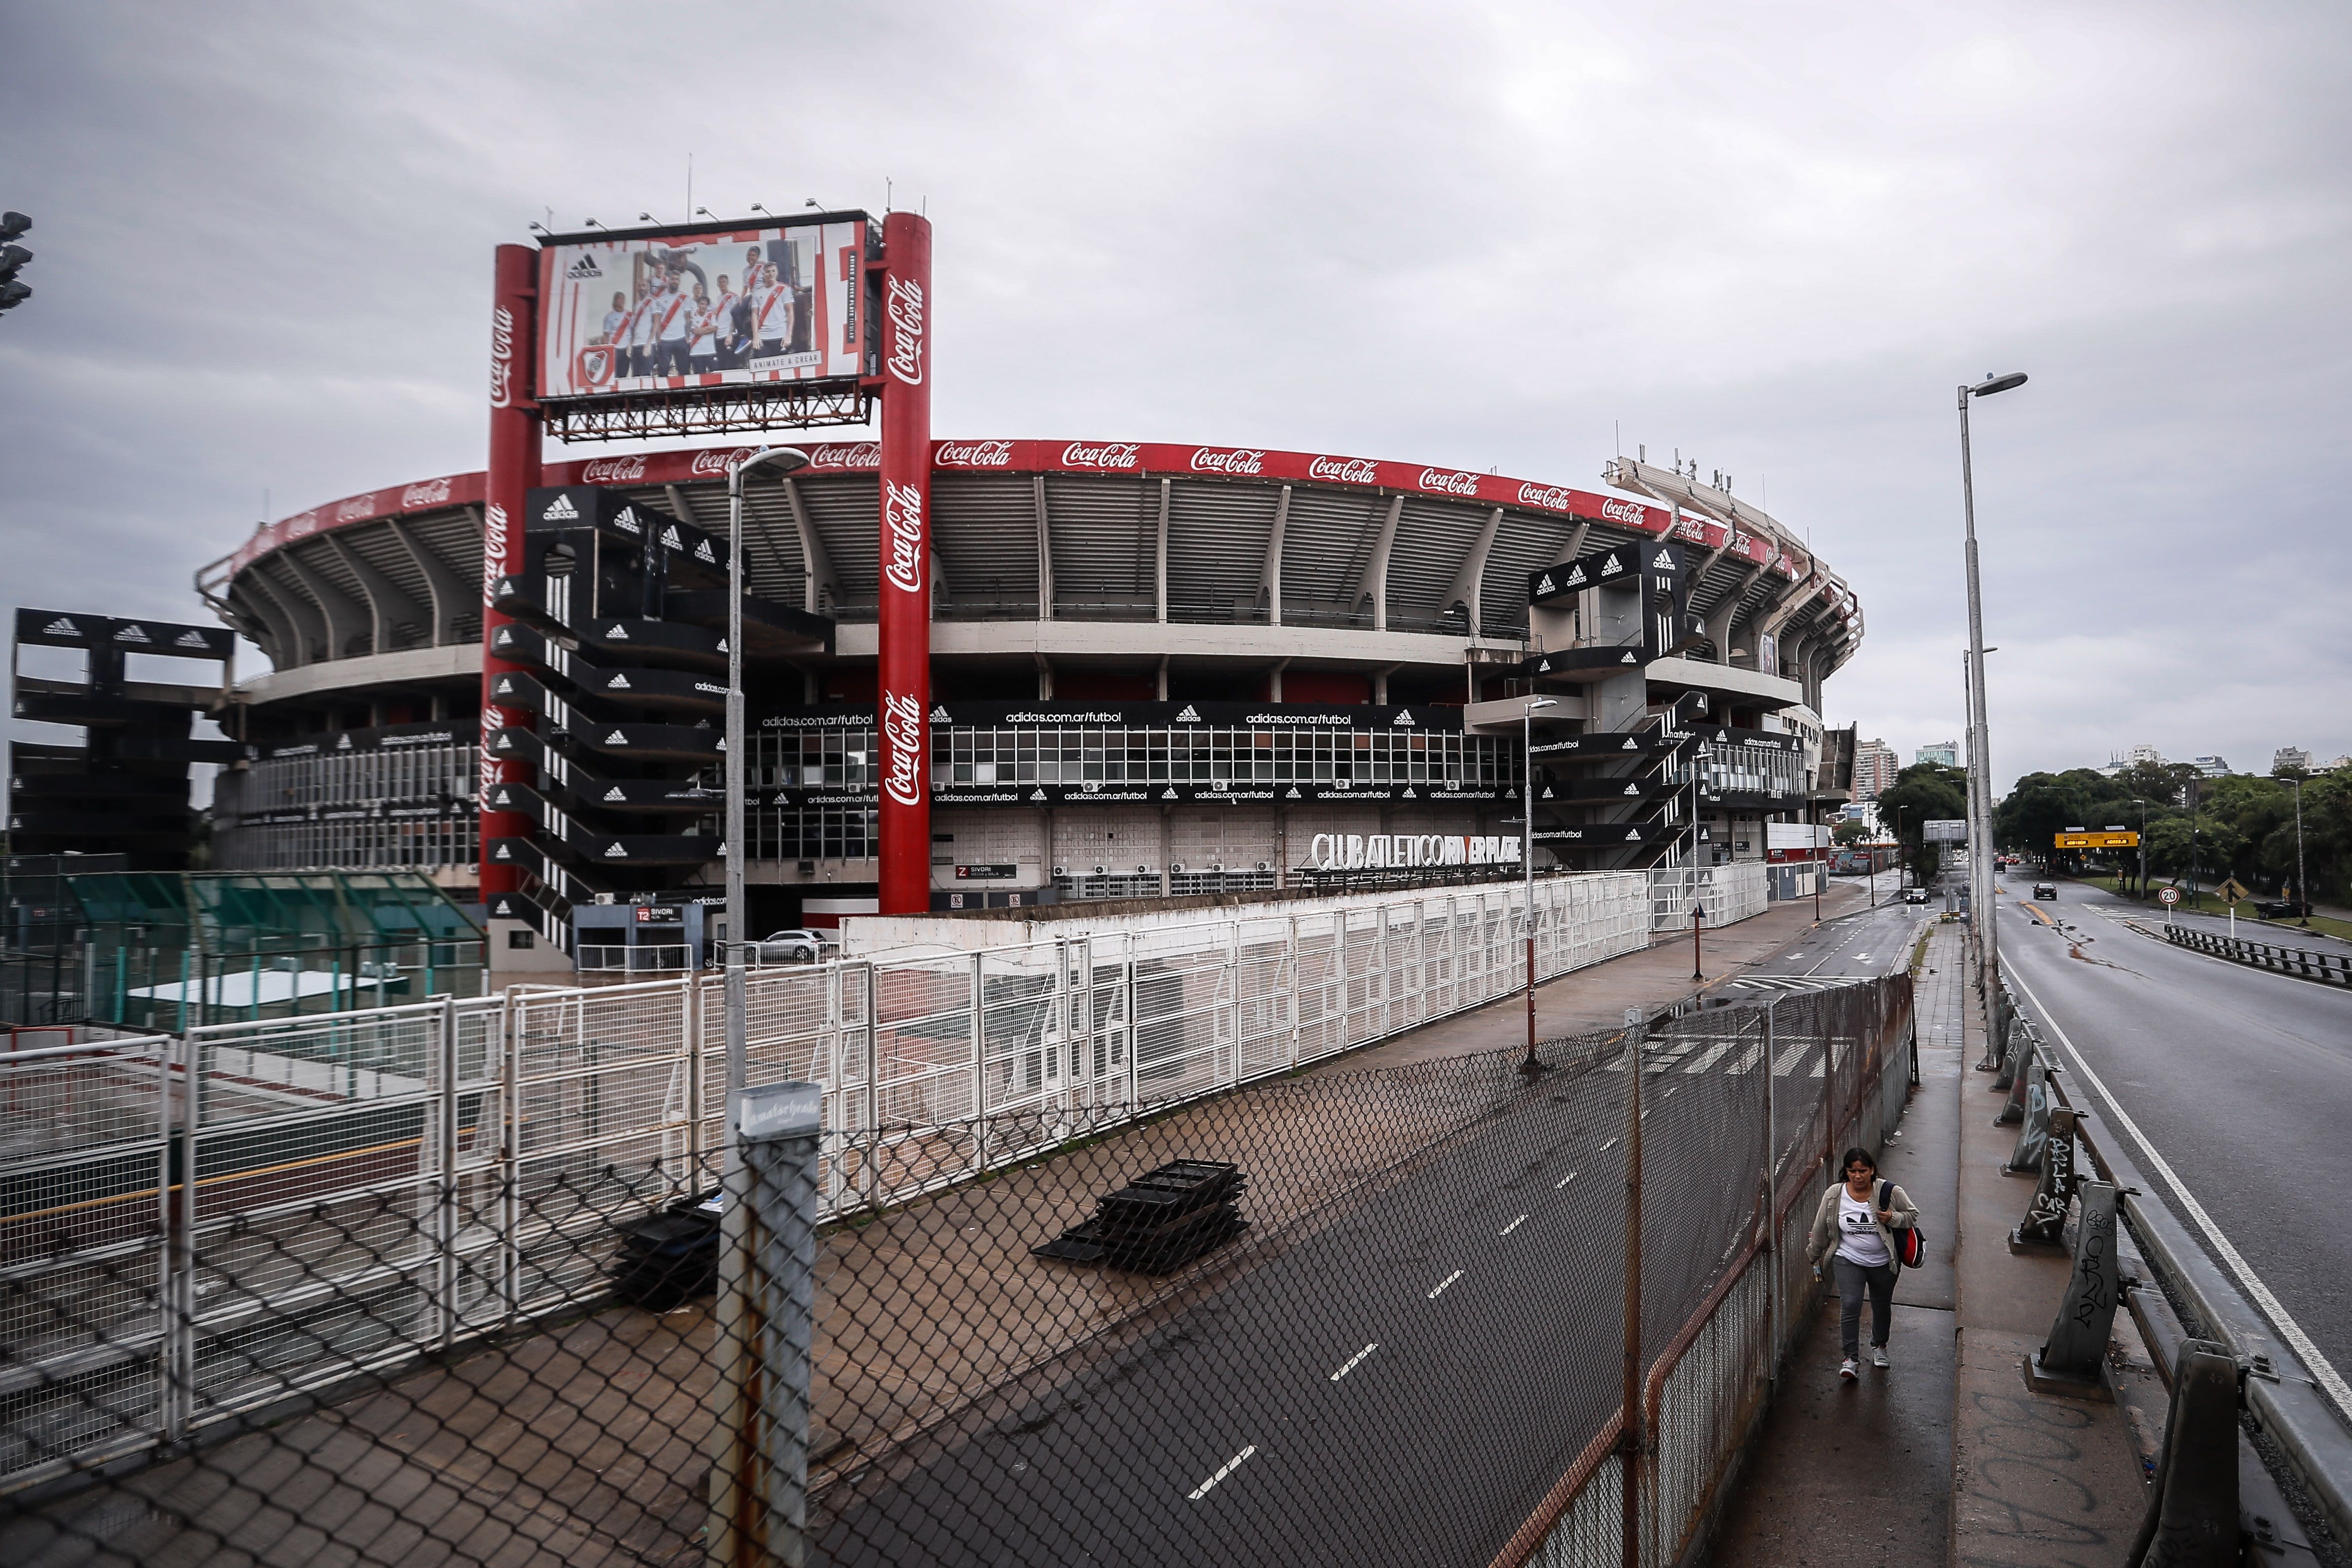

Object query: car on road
[1902,887,1929,904]
[2033,882,2057,901]
[752,928,831,964]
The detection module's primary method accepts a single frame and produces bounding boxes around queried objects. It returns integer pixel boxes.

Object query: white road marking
[1188,1445,1257,1499]
[1598,1137,1618,1152]
[1329,1344,1378,1382]
[1555,1169,1579,1188]
[2005,965,2352,1424]
[1500,1213,1528,1236]
[1683,1041,1736,1073]
[1726,1042,1764,1075]
[1427,1270,1464,1299]
[1772,1042,1809,1075]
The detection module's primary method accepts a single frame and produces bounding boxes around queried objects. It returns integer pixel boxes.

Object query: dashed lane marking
[1500,1213,1528,1236]
[1555,1169,1579,1188]
[1597,1137,1618,1152]
[1427,1270,1465,1300]
[1188,1445,1257,1499]
[1329,1344,1378,1382]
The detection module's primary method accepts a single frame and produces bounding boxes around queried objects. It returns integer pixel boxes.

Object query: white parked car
[751,929,831,963]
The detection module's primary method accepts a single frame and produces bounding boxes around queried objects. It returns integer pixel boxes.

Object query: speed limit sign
[2158,887,2181,906]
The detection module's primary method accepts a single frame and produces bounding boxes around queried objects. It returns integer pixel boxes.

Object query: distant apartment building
[1915,740,1960,768]
[2190,756,2233,778]
[2273,747,2313,774]
[2112,743,2164,769]
[1854,738,1900,799]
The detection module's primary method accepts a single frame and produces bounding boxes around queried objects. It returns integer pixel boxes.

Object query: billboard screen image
[536,216,869,402]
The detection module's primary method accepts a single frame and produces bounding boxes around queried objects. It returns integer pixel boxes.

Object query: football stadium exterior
[195,441,1859,949]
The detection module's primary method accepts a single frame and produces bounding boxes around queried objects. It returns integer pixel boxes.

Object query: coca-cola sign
[1190,447,1266,475]
[689,447,758,478]
[581,455,648,484]
[810,442,882,471]
[480,502,510,607]
[1060,441,1141,470]
[1516,483,1574,511]
[336,495,377,523]
[937,440,1015,467]
[488,306,516,410]
[1418,468,1482,497]
[881,480,925,596]
[884,275,925,386]
[1601,498,1649,526]
[400,477,454,509]
[880,689,925,807]
[1308,455,1380,485]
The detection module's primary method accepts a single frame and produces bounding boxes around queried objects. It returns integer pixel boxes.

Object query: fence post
[970,952,987,1174]
[501,985,522,1327]
[1287,915,1301,1071]
[2028,1179,2121,1397]
[436,995,458,1349]
[166,1028,197,1443]
[687,975,707,1193]
[861,964,880,1210]
[1620,1004,1644,1568]
[1762,1002,1779,1381]
[706,1080,822,1568]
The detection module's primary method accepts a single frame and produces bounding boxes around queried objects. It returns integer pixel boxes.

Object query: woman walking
[1807,1146,1921,1382]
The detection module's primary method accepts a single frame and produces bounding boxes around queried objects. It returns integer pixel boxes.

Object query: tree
[1831,817,1870,845]
[1877,762,1969,888]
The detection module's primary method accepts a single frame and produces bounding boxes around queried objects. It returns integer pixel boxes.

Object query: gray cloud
[3,0,2347,785]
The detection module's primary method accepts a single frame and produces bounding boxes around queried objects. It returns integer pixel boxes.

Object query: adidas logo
[716,637,727,653]
[611,507,642,535]
[694,541,716,562]
[1393,709,1415,726]
[607,674,631,689]
[1621,737,1637,750]
[1599,557,1623,577]
[1625,828,1641,841]
[605,624,628,639]
[1620,651,1638,663]
[1623,782,1639,795]
[659,524,683,550]
[1652,549,1674,569]
[1537,659,1552,672]
[174,630,211,649]
[1286,787,1302,799]
[604,843,629,858]
[1542,787,1556,798]
[494,845,513,860]
[565,254,603,280]
[604,786,625,802]
[1536,574,1555,595]
[1162,788,1178,799]
[336,734,353,750]
[496,580,515,596]
[604,730,628,744]
[41,616,79,636]
[495,677,514,694]
[1564,565,1587,587]
[931,706,951,722]
[1401,786,1417,798]
[115,624,151,643]
[1174,705,1201,722]
[542,493,580,521]
[494,733,514,751]
[1030,789,1047,802]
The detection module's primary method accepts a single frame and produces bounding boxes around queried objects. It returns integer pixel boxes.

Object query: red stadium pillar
[478,244,541,899]
[874,213,934,916]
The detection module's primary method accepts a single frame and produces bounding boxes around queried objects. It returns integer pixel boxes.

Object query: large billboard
[535,216,869,402]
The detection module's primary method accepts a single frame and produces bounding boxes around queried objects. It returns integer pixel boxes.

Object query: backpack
[1881,1180,1925,1269]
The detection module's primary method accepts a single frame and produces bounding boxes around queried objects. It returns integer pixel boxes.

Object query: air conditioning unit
[1256,860,1271,872]
[1210,862,1224,873]
[1052,865,1067,877]
[1170,862,1186,874]
[1093,863,1108,875]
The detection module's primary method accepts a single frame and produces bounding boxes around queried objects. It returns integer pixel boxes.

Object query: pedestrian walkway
[1703,920,2154,1568]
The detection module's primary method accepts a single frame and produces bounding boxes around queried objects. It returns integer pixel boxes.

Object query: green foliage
[1831,818,1870,844]
[1993,759,2348,903]
[1876,762,1969,888]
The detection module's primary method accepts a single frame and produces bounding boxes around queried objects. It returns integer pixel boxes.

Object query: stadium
[189,435,1862,957]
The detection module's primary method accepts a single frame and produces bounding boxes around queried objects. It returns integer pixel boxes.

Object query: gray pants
[1835,1255,1897,1360]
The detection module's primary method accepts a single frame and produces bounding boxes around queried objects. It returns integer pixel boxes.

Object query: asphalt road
[1728,871,1925,992]
[1993,877,2352,1401]
[817,1003,1826,1567]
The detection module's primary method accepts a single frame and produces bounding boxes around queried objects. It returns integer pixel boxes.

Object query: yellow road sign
[2054,831,2138,849]
[2217,878,2249,904]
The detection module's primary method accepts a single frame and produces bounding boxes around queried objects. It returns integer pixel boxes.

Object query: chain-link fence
[3,968,1913,1568]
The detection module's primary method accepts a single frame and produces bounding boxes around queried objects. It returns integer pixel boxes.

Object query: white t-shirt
[1837,1187,1891,1267]
[754,283,793,343]
[652,285,694,343]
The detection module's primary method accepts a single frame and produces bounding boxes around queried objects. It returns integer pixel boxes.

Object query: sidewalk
[1704,920,2154,1568]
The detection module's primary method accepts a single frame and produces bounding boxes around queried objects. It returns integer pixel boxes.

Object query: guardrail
[1993,975,2352,1551]
[2162,924,2351,986]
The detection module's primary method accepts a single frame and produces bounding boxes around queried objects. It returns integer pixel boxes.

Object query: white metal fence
[2,873,1651,1491]
[1646,860,1770,932]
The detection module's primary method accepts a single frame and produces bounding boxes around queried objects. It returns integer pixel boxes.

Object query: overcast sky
[4,1,2347,790]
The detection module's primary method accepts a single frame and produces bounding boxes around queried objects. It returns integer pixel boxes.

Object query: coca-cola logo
[810,442,882,470]
[480,502,510,607]
[1061,441,1141,469]
[1418,467,1482,497]
[938,440,1015,467]
[400,477,454,509]
[1601,498,1648,525]
[1308,455,1380,485]
[881,480,925,596]
[689,447,758,478]
[1516,483,1574,511]
[581,455,648,483]
[880,689,925,807]
[885,275,925,386]
[1190,447,1266,475]
[489,306,516,409]
[286,512,319,539]
[336,495,376,523]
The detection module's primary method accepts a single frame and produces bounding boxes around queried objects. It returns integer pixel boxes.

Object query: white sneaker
[1871,1346,1890,1370]
[1839,1358,1859,1382]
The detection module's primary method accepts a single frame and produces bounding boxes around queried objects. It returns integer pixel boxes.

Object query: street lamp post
[725,447,811,1139]
[1521,695,1557,1072]
[2290,776,2309,926]
[1958,370,2026,1004]
[1690,738,1709,981]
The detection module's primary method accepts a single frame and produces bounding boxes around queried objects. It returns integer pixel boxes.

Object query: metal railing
[2161,924,2350,986]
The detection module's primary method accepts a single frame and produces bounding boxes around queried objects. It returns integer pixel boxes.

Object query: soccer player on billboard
[751,262,794,366]
[650,266,696,378]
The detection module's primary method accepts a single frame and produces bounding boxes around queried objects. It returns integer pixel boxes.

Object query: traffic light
[0,213,31,315]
